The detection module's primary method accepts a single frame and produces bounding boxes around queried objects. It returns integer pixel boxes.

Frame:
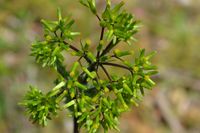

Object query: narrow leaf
[63,100,75,108]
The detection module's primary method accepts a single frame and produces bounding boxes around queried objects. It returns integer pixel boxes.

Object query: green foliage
[20,86,60,126]
[101,1,139,43]
[21,1,157,133]
[80,0,97,14]
[30,8,80,68]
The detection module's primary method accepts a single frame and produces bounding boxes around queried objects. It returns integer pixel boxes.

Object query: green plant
[20,0,157,133]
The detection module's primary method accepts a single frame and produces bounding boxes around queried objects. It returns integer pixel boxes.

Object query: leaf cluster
[20,86,60,126]
[100,1,139,43]
[30,8,79,68]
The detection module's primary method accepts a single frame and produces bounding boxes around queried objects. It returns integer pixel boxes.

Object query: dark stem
[100,64,112,81]
[73,116,79,133]
[100,39,120,57]
[56,61,69,80]
[63,41,92,64]
[101,62,133,75]
[100,28,105,41]
[53,31,92,64]
[111,55,125,63]
[95,14,101,21]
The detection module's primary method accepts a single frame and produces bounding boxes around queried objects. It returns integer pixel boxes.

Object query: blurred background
[0,0,200,133]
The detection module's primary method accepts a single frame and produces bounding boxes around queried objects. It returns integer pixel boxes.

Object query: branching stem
[101,62,133,75]
[100,64,112,81]
[100,39,120,57]
[95,14,101,21]
[74,116,79,133]
[63,41,92,64]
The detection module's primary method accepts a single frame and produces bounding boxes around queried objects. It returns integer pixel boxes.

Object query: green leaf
[117,93,128,109]
[41,20,54,31]
[123,83,132,94]
[112,1,124,14]
[102,98,111,108]
[74,81,88,90]
[97,40,104,51]
[65,20,75,29]
[102,7,111,20]
[70,32,80,36]
[86,52,96,62]
[57,8,62,21]
[143,65,157,70]
[106,0,111,7]
[69,87,76,98]
[139,48,145,58]
[88,0,97,14]
[53,81,65,91]
[146,51,157,60]
[70,61,79,77]
[56,90,67,103]
[52,47,60,56]
[139,87,144,96]
[114,49,134,57]
[146,71,158,75]
[64,100,76,108]
[106,29,113,40]
[145,77,155,86]
[79,0,89,7]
